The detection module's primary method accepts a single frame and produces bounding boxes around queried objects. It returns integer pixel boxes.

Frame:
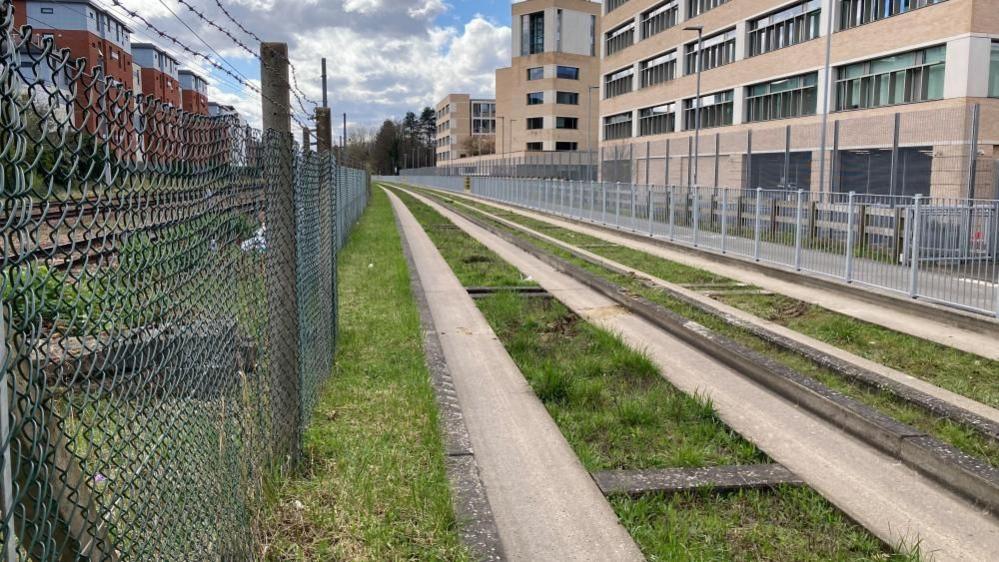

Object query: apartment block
[495,0,602,154]
[434,94,497,163]
[132,42,181,108]
[597,0,999,198]
[179,69,209,116]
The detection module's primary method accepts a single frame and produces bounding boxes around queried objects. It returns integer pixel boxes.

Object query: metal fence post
[968,104,981,199]
[631,183,637,231]
[648,188,655,237]
[845,191,856,282]
[0,313,15,562]
[602,181,607,223]
[262,42,301,457]
[669,186,676,240]
[721,188,728,254]
[795,189,804,271]
[693,186,701,247]
[615,182,621,227]
[754,188,763,261]
[910,194,923,297]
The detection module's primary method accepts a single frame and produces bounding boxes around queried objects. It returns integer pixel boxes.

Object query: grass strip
[415,189,999,468]
[391,187,918,561]
[436,189,999,410]
[259,188,470,561]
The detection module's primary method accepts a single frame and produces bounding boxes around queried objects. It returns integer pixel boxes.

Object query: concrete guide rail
[384,189,644,562]
[395,183,999,362]
[393,185,999,562]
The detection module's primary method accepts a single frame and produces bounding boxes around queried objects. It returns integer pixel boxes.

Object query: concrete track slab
[396,186,999,562]
[385,189,644,562]
[424,188,999,361]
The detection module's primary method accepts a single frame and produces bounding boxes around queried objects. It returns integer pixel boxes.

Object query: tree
[419,107,436,146]
[402,111,420,144]
[371,120,401,174]
[460,136,495,157]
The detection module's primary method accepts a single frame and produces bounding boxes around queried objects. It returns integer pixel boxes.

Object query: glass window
[835,46,946,111]
[526,142,544,152]
[527,92,544,105]
[989,42,999,98]
[604,112,633,140]
[556,91,579,105]
[555,117,578,129]
[556,142,578,151]
[557,66,580,80]
[527,117,544,130]
[521,12,545,55]
[604,67,634,98]
[640,50,677,88]
[639,103,676,136]
[683,90,734,129]
[40,7,54,14]
[527,67,544,81]
[688,0,730,19]
[684,29,736,74]
[745,72,818,122]
[641,1,679,39]
[607,0,631,13]
[839,0,946,31]
[605,22,635,56]
[748,0,821,57]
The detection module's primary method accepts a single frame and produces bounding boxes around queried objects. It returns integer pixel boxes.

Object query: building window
[557,9,563,52]
[556,91,579,105]
[605,22,635,56]
[839,0,945,31]
[641,50,677,88]
[835,147,932,196]
[473,119,495,134]
[527,67,544,81]
[473,102,496,118]
[604,67,634,98]
[604,112,633,140]
[522,11,545,55]
[590,15,597,56]
[556,117,578,129]
[607,0,631,13]
[639,103,676,136]
[641,1,679,39]
[556,142,578,151]
[748,0,821,57]
[527,117,544,130]
[990,42,999,98]
[683,90,734,129]
[684,29,736,74]
[527,142,544,152]
[746,72,818,122]
[835,46,945,111]
[527,92,544,105]
[40,7,54,14]
[688,0,730,19]
[557,66,580,80]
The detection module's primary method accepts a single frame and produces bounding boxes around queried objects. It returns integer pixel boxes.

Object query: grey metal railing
[396,175,999,318]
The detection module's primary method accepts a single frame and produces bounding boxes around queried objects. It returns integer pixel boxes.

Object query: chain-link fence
[1,8,368,560]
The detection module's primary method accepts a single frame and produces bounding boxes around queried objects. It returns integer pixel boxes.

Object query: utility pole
[261,42,300,458]
[321,58,328,108]
[685,26,704,187]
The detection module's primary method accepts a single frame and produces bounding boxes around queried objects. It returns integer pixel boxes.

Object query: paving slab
[431,189,999,361]
[384,189,644,562]
[593,464,804,497]
[397,186,999,562]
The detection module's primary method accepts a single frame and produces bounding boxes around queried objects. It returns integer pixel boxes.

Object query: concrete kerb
[389,197,505,562]
[592,464,805,497]
[420,189,999,515]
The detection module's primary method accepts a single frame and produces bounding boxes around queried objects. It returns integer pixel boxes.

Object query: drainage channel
[388,183,999,560]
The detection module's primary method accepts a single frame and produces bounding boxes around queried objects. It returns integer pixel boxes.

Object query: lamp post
[588,85,599,182]
[685,25,704,187]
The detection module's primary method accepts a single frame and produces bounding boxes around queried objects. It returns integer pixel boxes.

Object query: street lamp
[685,25,704,187]
[588,85,599,182]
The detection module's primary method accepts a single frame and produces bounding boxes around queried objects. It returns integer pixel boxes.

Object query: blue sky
[438,0,510,27]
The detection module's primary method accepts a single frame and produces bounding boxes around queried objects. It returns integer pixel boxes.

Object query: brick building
[179,70,209,116]
[132,42,181,108]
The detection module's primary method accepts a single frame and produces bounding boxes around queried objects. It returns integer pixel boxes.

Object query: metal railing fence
[398,174,999,318]
[1,11,369,561]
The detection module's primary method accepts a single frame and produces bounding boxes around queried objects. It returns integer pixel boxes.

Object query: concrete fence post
[261,42,301,458]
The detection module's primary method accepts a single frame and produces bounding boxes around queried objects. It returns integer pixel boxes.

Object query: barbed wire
[170,0,319,116]
[99,0,312,128]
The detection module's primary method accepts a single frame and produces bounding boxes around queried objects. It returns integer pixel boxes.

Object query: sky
[112,0,525,137]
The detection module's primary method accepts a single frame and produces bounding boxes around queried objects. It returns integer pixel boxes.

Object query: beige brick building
[495,0,603,155]
[597,0,999,198]
[435,94,497,164]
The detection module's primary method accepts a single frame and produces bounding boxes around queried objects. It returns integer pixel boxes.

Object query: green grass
[259,187,470,561]
[414,188,999,468]
[392,185,916,561]
[434,189,999,410]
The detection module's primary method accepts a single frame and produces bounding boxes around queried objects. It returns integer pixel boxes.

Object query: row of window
[527,66,580,81]
[526,142,579,152]
[526,117,579,130]
[527,91,581,105]
[605,0,947,62]
[604,45,955,140]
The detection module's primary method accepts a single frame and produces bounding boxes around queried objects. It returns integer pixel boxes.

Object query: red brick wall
[13,1,27,27]
[182,90,209,116]
[140,67,182,108]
